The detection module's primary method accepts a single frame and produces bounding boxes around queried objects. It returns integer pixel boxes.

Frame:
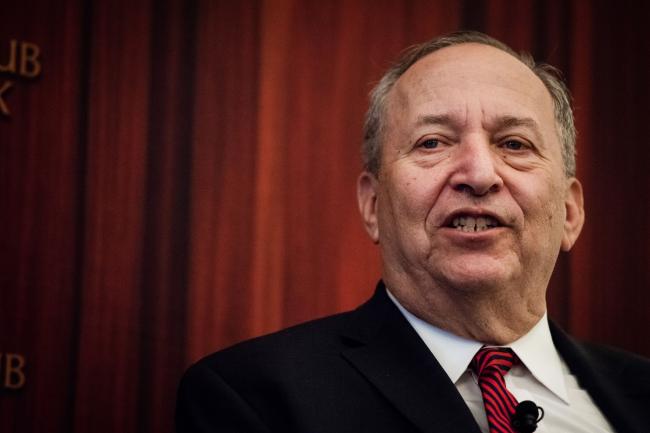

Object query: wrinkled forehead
[387,43,555,128]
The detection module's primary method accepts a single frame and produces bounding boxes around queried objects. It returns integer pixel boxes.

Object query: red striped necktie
[471,347,519,433]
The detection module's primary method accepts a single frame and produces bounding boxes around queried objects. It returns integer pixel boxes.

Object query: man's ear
[357,171,380,243]
[561,178,585,251]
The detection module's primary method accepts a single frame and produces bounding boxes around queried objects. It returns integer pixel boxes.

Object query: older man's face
[358,43,584,302]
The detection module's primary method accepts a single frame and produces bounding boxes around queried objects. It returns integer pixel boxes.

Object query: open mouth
[450,215,500,232]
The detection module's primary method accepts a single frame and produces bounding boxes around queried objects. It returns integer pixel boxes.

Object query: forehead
[388,43,555,130]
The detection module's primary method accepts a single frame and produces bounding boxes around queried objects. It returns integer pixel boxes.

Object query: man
[176,31,650,433]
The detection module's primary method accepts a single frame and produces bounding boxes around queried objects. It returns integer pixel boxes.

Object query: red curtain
[1,1,649,433]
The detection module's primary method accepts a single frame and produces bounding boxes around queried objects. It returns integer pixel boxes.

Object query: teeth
[451,215,499,232]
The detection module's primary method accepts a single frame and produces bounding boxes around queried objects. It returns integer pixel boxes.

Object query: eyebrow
[414,114,456,128]
[490,115,544,144]
[491,115,540,131]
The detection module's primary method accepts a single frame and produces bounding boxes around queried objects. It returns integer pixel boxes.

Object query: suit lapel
[551,322,644,433]
[340,283,482,433]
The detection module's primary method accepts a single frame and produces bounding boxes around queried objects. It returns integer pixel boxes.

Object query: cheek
[390,172,443,220]
[514,177,566,238]
[376,171,441,246]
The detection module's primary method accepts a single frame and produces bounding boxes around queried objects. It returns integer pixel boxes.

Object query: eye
[419,138,440,149]
[501,139,526,150]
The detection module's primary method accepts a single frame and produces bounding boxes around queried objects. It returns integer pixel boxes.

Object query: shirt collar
[508,311,570,403]
[386,289,569,404]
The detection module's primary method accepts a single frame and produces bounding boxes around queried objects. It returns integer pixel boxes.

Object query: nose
[449,139,503,196]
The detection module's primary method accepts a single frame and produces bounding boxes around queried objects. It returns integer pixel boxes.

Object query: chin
[432,262,516,293]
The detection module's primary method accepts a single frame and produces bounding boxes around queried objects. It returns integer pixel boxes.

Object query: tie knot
[471,347,517,377]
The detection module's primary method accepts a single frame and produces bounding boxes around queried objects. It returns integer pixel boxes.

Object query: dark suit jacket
[176,283,650,433]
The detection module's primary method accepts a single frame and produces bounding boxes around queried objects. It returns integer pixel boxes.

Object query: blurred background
[1,1,649,432]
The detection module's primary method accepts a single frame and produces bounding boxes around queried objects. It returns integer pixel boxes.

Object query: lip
[438,225,508,241]
[436,223,509,249]
[439,207,508,229]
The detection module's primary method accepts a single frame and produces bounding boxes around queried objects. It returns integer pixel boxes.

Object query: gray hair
[362,31,576,177]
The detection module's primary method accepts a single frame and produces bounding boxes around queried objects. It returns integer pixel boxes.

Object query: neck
[384,275,546,345]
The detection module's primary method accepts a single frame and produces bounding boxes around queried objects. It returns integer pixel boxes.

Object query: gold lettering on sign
[0,80,14,116]
[0,39,42,117]
[1,353,26,389]
[0,39,17,73]
[20,42,41,78]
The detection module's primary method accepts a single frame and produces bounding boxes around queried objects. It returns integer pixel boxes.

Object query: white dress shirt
[386,290,616,433]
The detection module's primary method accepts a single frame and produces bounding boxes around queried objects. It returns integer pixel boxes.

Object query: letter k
[0,81,14,116]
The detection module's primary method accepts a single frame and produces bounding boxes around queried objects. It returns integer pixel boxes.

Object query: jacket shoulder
[176,310,378,432]
[577,341,650,389]
[196,309,356,370]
